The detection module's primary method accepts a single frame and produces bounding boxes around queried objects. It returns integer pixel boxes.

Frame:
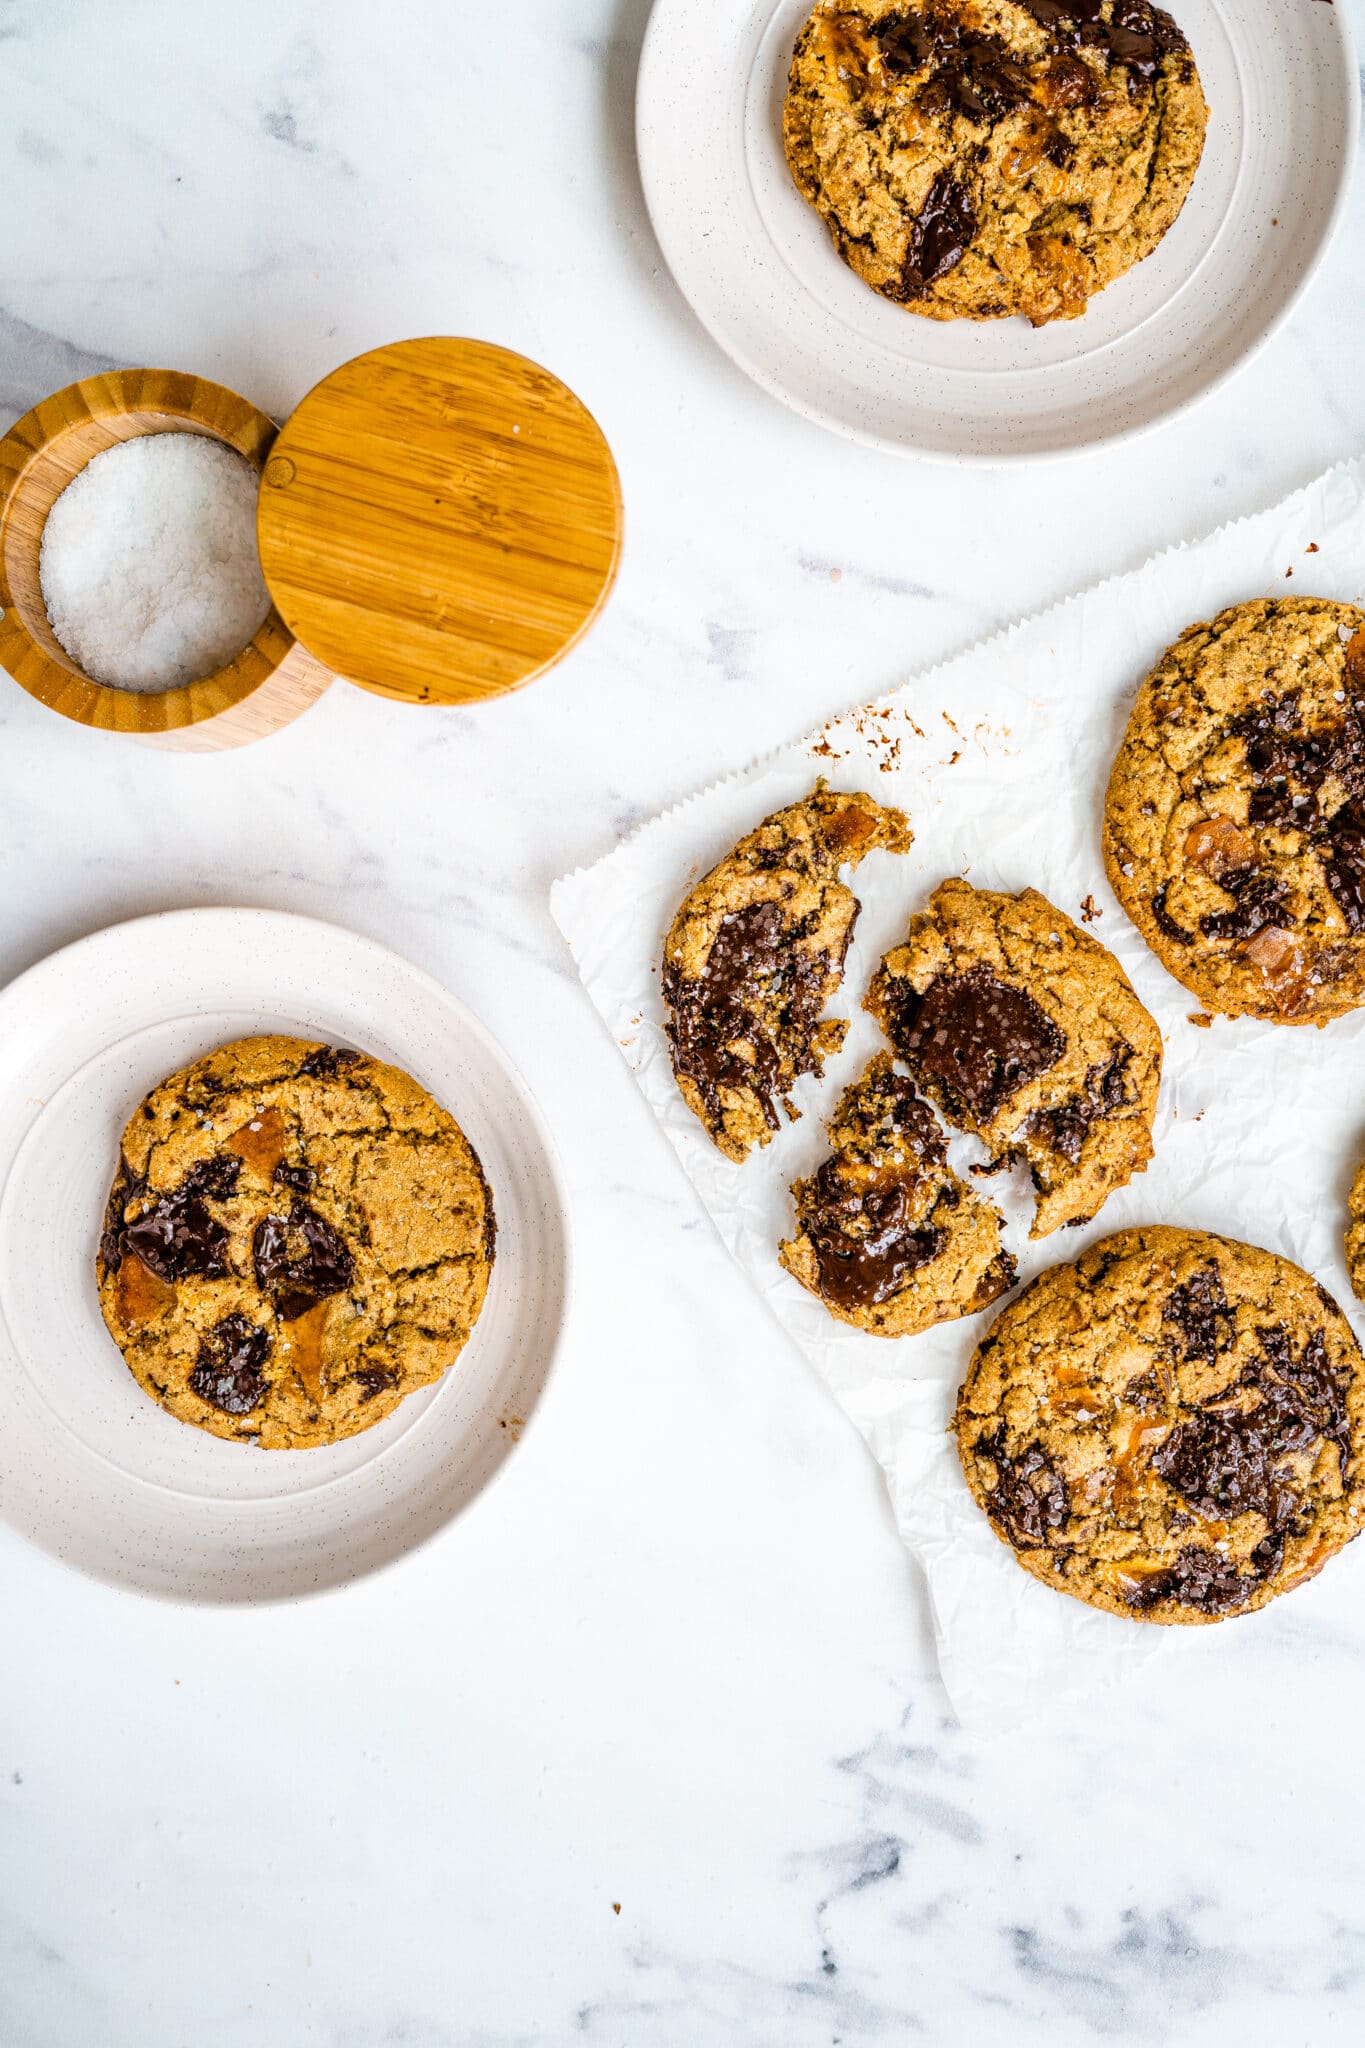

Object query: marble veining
[2,0,1365,2042]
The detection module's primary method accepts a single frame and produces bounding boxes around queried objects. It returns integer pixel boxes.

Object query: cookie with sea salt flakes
[1104,598,1365,1023]
[864,878,1161,1236]
[662,783,913,1162]
[779,1053,1016,1335]
[955,1226,1365,1624]
[97,1036,494,1449]
[782,0,1207,326]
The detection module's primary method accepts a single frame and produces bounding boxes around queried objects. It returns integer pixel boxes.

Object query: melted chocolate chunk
[888,965,1064,1122]
[1028,1045,1132,1163]
[1152,1323,1344,1529]
[1162,1265,1232,1365]
[252,1202,355,1321]
[979,1426,1069,1545]
[353,1367,399,1403]
[298,1046,363,1079]
[119,1154,242,1283]
[1121,1545,1257,1616]
[803,1163,946,1311]
[1198,868,1290,944]
[190,1313,270,1416]
[1258,1324,1351,1478]
[1152,1406,1300,1524]
[876,10,935,71]
[665,901,833,1133]
[901,172,976,297]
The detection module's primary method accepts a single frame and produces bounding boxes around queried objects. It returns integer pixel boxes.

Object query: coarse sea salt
[39,432,272,693]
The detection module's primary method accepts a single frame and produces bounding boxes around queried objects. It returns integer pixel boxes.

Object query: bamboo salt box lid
[0,337,623,749]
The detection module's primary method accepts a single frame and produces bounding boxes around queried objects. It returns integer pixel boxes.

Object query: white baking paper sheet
[552,458,1365,1728]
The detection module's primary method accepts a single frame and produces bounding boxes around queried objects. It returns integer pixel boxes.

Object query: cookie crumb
[1188,1012,1213,1029]
[1080,895,1100,923]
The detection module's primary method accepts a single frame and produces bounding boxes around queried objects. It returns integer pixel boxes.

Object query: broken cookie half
[662,783,913,1162]
[779,1053,1017,1337]
[865,879,1161,1236]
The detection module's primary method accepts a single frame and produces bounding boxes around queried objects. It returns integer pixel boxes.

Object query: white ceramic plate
[637,0,1358,461]
[0,909,569,1603]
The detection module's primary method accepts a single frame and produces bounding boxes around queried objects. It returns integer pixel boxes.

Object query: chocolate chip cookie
[779,1052,1016,1334]
[1345,1157,1365,1305]
[98,1037,495,1449]
[955,1226,1365,1623]
[663,783,912,1161]
[865,879,1161,1235]
[783,0,1206,325]
[1105,599,1365,1023]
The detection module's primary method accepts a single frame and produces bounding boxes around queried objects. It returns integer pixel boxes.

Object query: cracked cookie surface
[1105,598,1365,1023]
[865,879,1160,1235]
[782,0,1206,325]
[955,1226,1365,1623]
[779,1052,1016,1334]
[97,1036,495,1449]
[662,783,912,1162]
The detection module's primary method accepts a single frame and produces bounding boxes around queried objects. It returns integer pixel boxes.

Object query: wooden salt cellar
[0,338,623,748]
[0,369,331,750]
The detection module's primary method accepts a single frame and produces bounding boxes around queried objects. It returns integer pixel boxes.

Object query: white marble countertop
[2,3,1364,2042]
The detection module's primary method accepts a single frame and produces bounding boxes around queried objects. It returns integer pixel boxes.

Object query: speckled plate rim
[0,908,572,1606]
[636,0,1360,463]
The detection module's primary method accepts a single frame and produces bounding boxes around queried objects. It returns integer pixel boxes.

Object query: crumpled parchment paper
[552,458,1365,1728]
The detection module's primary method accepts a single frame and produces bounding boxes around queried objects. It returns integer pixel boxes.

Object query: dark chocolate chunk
[99,1157,146,1276]
[1152,1324,1344,1527]
[121,1155,241,1284]
[886,965,1064,1122]
[1322,797,1365,934]
[979,1425,1069,1546]
[875,9,1032,123]
[1028,1045,1132,1163]
[252,1202,355,1321]
[353,1367,399,1403]
[298,1046,363,1079]
[1162,1265,1232,1365]
[1121,1545,1257,1616]
[1152,1406,1293,1523]
[803,1162,946,1311]
[273,1161,317,1194]
[876,10,935,72]
[1248,781,1319,833]
[664,900,834,1133]
[901,171,976,297]
[1124,1369,1166,1415]
[884,1076,949,1161]
[1016,0,1187,85]
[190,1314,270,1416]
[1258,1324,1351,1478]
[1151,885,1192,945]
[1198,868,1290,944]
